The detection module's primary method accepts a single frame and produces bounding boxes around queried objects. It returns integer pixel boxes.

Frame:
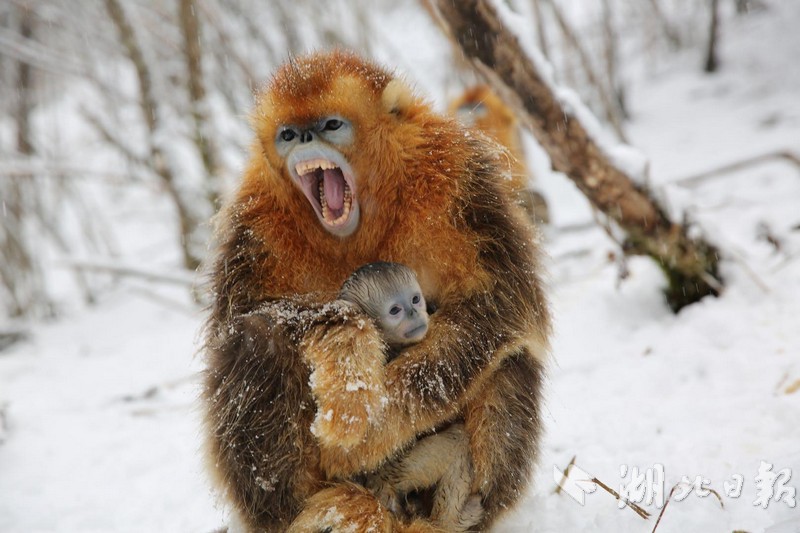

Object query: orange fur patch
[450,84,529,194]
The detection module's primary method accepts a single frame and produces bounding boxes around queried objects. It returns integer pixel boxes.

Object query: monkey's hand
[365,473,403,516]
[301,302,388,449]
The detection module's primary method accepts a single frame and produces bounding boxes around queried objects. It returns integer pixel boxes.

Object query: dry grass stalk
[591,476,651,520]
[651,482,724,533]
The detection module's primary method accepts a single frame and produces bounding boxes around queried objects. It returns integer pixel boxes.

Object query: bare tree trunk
[430,0,723,311]
[178,0,220,212]
[275,1,302,54]
[601,0,629,119]
[104,0,202,271]
[647,0,682,50]
[15,11,33,157]
[705,0,721,73]
[1,5,51,318]
[735,0,749,15]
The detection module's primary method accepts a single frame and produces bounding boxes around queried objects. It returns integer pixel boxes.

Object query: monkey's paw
[302,315,387,448]
[453,495,484,533]
[365,473,403,516]
[287,484,394,533]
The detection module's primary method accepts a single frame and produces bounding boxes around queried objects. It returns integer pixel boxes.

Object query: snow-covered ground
[1,3,799,532]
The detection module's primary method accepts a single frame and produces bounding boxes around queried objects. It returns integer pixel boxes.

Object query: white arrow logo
[554,463,597,505]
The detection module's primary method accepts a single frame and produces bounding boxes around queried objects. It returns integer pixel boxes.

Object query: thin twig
[728,249,770,294]
[675,151,800,188]
[60,260,196,286]
[651,484,678,533]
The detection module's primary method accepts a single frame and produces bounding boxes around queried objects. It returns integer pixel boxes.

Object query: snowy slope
[1,3,799,533]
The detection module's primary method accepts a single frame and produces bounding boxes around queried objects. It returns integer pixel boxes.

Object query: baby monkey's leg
[367,424,482,532]
[428,425,482,532]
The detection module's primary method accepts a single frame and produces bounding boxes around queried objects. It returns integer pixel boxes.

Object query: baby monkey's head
[339,262,429,347]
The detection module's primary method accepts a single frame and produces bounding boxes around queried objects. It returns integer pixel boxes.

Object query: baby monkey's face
[377,282,429,347]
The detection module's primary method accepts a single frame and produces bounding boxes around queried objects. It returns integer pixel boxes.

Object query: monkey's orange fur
[204,51,550,532]
[450,86,526,195]
[450,85,549,225]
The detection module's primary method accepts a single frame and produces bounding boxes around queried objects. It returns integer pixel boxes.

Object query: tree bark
[705,0,721,73]
[1,5,50,318]
[647,0,682,50]
[430,0,723,311]
[178,0,220,211]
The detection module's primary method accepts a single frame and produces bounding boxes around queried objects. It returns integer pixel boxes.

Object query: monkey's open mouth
[290,153,360,237]
[296,159,353,226]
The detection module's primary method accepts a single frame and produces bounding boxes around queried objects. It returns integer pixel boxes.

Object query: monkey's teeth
[319,181,352,226]
[296,158,337,176]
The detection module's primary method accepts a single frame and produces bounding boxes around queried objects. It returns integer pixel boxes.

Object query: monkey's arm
[255,297,390,451]
[204,296,388,530]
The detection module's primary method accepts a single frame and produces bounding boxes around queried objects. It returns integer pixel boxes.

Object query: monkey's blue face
[377,284,429,346]
[276,116,360,237]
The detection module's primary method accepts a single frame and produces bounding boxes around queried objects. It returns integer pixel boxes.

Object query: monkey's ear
[381,79,413,116]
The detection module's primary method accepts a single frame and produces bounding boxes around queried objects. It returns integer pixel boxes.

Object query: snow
[2,2,799,532]
[0,290,221,532]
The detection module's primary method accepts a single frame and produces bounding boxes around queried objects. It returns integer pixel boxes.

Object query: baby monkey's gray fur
[339,262,482,532]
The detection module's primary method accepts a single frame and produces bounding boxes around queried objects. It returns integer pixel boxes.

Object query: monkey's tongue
[323,169,345,211]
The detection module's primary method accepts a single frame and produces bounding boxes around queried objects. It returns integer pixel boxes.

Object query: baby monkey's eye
[324,119,343,131]
[389,305,402,316]
[280,129,297,142]
[412,294,421,305]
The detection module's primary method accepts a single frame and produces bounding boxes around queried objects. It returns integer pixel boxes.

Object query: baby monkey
[339,262,482,532]
[339,261,429,356]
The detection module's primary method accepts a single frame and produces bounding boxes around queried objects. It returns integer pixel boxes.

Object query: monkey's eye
[280,129,297,142]
[323,119,343,131]
[412,294,421,305]
[389,305,402,316]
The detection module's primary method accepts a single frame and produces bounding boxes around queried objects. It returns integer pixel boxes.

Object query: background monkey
[339,262,481,532]
[450,85,550,225]
[204,51,550,532]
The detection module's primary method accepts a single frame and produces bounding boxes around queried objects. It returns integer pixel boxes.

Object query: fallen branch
[428,0,724,311]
